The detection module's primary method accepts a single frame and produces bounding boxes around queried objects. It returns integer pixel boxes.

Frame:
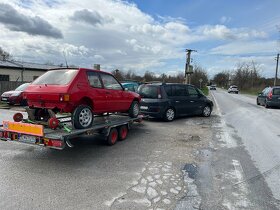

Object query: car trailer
[0,113,145,150]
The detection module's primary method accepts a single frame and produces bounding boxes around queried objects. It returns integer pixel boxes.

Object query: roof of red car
[49,67,112,75]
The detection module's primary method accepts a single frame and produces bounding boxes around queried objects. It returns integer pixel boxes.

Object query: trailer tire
[118,125,128,141]
[107,128,118,145]
[72,105,93,129]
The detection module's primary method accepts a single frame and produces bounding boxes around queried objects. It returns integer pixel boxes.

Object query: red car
[1,83,30,105]
[23,68,141,129]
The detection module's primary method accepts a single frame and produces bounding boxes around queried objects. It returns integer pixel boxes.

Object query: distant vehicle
[210,85,216,90]
[257,86,280,108]
[23,68,141,129]
[228,85,239,94]
[121,82,139,92]
[1,83,30,105]
[138,83,213,121]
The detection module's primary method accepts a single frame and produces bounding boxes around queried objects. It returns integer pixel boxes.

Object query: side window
[87,71,102,88]
[164,85,173,97]
[187,86,199,98]
[100,74,123,90]
[173,85,187,96]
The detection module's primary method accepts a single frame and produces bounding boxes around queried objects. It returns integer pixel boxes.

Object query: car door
[86,71,108,112]
[185,86,205,114]
[169,85,189,116]
[100,73,129,112]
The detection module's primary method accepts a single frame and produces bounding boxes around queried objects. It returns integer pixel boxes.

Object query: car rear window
[138,85,159,99]
[32,69,78,85]
[273,88,280,95]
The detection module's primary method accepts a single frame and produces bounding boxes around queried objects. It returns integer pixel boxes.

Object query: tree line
[212,61,274,92]
[112,65,209,89]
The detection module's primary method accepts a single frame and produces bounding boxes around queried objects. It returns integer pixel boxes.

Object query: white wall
[0,68,46,82]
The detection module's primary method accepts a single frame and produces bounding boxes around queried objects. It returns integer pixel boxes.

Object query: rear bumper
[27,101,75,113]
[139,104,168,119]
[267,100,280,107]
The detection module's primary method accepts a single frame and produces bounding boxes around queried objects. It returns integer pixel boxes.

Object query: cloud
[196,25,267,40]
[0,3,63,38]
[210,41,276,55]
[70,9,113,26]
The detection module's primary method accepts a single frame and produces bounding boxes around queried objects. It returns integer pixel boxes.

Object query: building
[0,60,61,82]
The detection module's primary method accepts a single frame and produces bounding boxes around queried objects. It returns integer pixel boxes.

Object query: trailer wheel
[118,125,128,141]
[107,128,118,146]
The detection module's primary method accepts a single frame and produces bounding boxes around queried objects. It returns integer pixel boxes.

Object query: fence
[0,81,25,95]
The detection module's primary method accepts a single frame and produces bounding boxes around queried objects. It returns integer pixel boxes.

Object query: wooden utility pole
[274,53,279,86]
[185,49,196,84]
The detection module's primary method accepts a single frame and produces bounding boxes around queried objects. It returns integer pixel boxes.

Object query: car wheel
[202,105,212,117]
[163,108,175,122]
[256,99,260,105]
[129,101,139,118]
[264,100,270,108]
[72,105,93,129]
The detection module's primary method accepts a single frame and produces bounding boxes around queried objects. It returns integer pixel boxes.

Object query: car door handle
[190,100,194,103]
[106,91,111,94]
[175,101,180,103]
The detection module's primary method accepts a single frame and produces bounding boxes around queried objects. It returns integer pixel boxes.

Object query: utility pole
[185,49,196,84]
[274,53,279,86]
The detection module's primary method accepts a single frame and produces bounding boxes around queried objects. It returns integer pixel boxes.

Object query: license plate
[140,106,148,110]
[18,135,36,144]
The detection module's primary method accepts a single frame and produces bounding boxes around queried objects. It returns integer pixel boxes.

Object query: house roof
[0,60,62,71]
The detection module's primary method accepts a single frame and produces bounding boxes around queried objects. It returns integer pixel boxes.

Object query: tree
[0,47,11,60]
[191,66,209,88]
[213,71,230,87]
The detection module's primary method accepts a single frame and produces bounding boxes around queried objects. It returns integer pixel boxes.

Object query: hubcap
[133,103,139,116]
[166,109,175,121]
[203,106,211,116]
[79,107,93,127]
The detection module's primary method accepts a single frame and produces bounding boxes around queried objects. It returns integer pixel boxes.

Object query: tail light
[59,94,70,102]
[157,87,162,99]
[268,91,273,99]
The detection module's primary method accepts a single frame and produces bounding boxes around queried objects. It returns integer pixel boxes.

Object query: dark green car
[257,86,280,108]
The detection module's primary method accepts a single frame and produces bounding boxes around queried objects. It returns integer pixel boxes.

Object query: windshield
[32,69,78,85]
[138,85,159,99]
[15,83,30,91]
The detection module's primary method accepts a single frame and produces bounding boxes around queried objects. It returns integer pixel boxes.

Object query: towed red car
[23,68,141,129]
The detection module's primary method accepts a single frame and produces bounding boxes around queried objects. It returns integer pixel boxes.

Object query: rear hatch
[271,88,280,102]
[24,69,78,102]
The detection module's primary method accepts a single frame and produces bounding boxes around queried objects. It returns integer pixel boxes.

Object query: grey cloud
[71,9,113,26]
[0,3,63,38]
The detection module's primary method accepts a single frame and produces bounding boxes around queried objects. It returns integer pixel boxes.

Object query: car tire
[129,101,139,118]
[202,105,212,117]
[256,99,260,105]
[163,107,175,122]
[72,105,93,129]
[264,100,270,108]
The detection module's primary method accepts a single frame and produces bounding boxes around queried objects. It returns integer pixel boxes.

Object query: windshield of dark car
[15,83,30,91]
[32,69,78,85]
[138,85,159,99]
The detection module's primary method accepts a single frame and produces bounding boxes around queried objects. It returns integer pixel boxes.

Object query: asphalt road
[197,89,280,209]
[0,107,214,210]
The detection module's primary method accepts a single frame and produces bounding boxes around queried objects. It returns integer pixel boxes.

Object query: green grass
[200,86,209,96]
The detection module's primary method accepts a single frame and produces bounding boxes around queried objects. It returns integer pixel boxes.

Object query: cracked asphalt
[0,105,214,210]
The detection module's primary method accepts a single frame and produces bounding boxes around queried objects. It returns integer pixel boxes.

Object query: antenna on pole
[63,51,68,68]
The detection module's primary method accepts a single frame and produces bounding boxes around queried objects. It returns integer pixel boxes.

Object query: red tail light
[158,87,162,99]
[268,91,273,99]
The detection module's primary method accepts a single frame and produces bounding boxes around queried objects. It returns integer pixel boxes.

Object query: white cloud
[0,0,273,77]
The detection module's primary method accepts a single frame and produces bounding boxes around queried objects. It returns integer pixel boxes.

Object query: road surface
[197,89,280,209]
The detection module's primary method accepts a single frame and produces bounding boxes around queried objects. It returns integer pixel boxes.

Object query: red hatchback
[24,68,141,129]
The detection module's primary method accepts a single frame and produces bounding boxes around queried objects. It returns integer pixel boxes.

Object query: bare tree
[0,47,11,60]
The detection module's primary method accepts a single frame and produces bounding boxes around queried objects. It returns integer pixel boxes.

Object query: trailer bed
[0,114,144,150]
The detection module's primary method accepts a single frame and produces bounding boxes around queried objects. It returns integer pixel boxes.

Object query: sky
[0,0,280,78]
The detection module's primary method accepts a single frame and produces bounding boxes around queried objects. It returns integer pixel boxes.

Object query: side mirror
[124,88,128,91]
[258,92,262,96]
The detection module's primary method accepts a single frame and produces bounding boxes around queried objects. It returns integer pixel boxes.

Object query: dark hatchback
[257,86,280,108]
[138,83,213,121]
